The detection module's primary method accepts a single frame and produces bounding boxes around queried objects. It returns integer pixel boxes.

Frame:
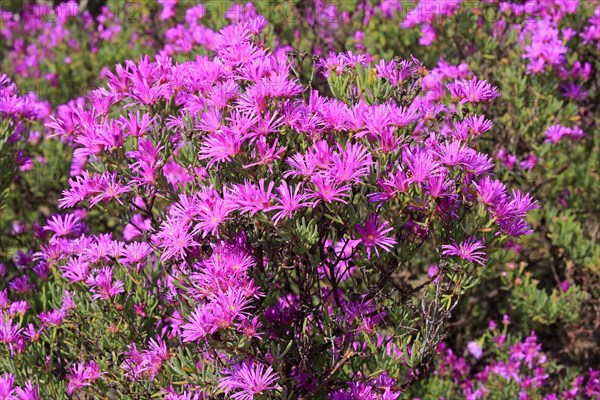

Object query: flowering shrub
[409,317,600,399]
[0,73,49,201]
[1,1,165,105]
[1,15,540,398]
[0,72,67,253]
[347,0,600,368]
[0,0,598,398]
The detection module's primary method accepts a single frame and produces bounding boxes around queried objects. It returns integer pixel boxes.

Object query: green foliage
[503,267,588,326]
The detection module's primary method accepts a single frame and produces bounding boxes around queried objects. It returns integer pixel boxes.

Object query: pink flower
[447,76,500,104]
[218,361,280,400]
[44,214,82,237]
[467,341,483,359]
[0,373,15,399]
[86,267,125,300]
[268,182,311,225]
[154,218,199,262]
[230,179,276,216]
[356,215,397,259]
[442,237,487,265]
[66,361,104,395]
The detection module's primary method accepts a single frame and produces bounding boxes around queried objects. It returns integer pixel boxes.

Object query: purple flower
[544,124,585,143]
[44,214,83,237]
[154,218,199,262]
[356,215,397,259]
[442,237,487,265]
[181,305,216,342]
[230,179,276,216]
[85,267,125,300]
[67,361,104,395]
[307,174,351,204]
[473,177,507,206]
[404,147,443,186]
[467,341,483,359]
[38,309,66,327]
[218,361,280,400]
[14,380,39,400]
[268,182,311,225]
[0,315,23,356]
[60,257,90,283]
[0,373,15,399]
[447,76,500,104]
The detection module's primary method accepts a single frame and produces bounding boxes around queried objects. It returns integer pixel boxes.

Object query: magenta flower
[60,257,90,283]
[8,300,29,317]
[317,51,349,77]
[244,137,285,171]
[44,214,82,237]
[120,242,152,269]
[441,237,487,265]
[38,309,66,327]
[236,316,263,339]
[331,143,373,184]
[467,341,483,359]
[121,337,170,380]
[268,182,311,225]
[369,170,410,203]
[59,172,96,209]
[307,174,351,204]
[89,171,131,206]
[14,380,39,400]
[154,218,199,262]
[356,215,397,259]
[0,315,23,356]
[211,289,253,329]
[230,179,276,216]
[199,128,246,167]
[119,111,155,138]
[544,124,585,144]
[86,267,125,300]
[404,148,443,186]
[218,361,280,400]
[473,177,507,206]
[447,76,500,104]
[0,373,15,399]
[196,198,234,238]
[66,361,104,395]
[435,141,469,166]
[465,115,493,136]
[181,305,215,342]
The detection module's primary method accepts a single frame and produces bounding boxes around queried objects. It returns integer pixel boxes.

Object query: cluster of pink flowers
[0,1,127,80]
[0,73,49,176]
[493,0,593,106]
[581,6,600,48]
[401,0,463,46]
[0,74,49,120]
[431,320,600,400]
[0,373,38,400]
[496,148,539,171]
[161,3,217,56]
[9,0,600,397]
[66,361,104,396]
[24,14,538,395]
[544,124,586,143]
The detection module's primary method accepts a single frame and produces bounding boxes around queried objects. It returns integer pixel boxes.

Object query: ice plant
[355,215,398,259]
[2,0,596,398]
[218,362,280,400]
[442,237,488,266]
[0,13,540,395]
[32,21,535,393]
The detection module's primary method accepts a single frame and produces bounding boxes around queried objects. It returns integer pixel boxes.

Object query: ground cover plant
[0,1,598,399]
